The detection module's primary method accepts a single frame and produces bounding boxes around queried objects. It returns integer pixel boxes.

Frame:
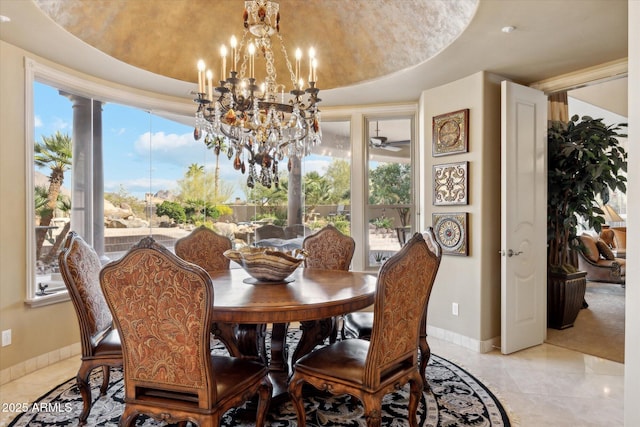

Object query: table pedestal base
[213,319,335,401]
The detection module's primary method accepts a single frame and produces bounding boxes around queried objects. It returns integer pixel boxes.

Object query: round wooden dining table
[207,267,377,400]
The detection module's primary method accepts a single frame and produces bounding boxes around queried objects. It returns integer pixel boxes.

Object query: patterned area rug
[9,331,510,426]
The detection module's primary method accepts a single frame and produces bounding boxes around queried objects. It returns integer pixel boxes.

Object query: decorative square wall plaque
[432,212,468,256]
[432,109,469,156]
[433,161,468,205]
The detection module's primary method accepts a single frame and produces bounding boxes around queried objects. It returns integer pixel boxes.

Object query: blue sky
[34,82,331,201]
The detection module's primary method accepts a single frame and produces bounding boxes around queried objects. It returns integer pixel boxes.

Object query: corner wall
[419,71,502,350]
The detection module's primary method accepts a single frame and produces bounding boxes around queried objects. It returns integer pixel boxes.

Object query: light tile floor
[0,338,624,427]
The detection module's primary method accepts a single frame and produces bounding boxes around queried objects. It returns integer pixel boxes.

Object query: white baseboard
[427,324,500,353]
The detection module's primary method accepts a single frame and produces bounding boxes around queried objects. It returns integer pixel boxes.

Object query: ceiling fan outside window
[369,121,410,152]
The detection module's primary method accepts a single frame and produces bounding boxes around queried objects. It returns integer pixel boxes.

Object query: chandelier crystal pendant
[194,0,321,189]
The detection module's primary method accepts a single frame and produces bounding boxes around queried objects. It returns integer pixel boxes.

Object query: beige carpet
[546,281,625,363]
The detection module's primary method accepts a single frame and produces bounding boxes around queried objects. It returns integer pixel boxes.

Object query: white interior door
[500,80,547,354]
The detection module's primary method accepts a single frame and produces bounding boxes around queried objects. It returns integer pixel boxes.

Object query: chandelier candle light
[194,0,321,189]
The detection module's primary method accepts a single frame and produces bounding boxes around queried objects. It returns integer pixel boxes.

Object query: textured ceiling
[0,0,628,109]
[33,0,478,90]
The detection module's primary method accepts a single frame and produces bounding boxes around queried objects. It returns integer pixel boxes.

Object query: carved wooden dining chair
[174,225,232,271]
[302,224,355,271]
[100,236,272,427]
[58,231,122,425]
[254,224,285,241]
[175,225,266,363]
[288,232,440,427]
[302,224,355,343]
[343,228,442,387]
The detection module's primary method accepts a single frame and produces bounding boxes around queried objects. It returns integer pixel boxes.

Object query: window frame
[364,114,416,269]
[24,57,190,306]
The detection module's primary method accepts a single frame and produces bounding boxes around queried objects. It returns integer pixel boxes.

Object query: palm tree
[304,172,332,220]
[34,131,72,260]
[186,163,204,178]
[42,195,71,265]
[203,136,227,202]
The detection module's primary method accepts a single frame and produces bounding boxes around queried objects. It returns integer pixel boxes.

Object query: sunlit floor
[0,336,624,427]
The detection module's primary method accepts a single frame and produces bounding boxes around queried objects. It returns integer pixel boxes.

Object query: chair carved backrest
[422,228,442,259]
[364,232,440,388]
[302,224,355,271]
[255,224,286,241]
[59,231,113,356]
[174,225,232,271]
[100,237,216,406]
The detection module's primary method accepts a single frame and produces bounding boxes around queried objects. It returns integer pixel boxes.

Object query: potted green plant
[547,114,627,329]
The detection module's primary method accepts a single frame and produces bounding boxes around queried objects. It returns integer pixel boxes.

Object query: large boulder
[104,199,133,219]
[213,222,239,239]
[105,218,149,228]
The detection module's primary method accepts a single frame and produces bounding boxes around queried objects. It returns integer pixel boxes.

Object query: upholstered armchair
[600,228,616,248]
[100,237,272,427]
[58,232,122,425]
[288,233,441,427]
[578,233,625,285]
[600,226,626,258]
[302,224,356,343]
[343,228,442,386]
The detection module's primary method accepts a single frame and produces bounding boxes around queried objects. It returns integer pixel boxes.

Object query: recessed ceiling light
[0,15,11,23]
[501,26,516,33]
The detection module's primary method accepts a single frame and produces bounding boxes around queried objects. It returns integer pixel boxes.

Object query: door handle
[499,249,523,257]
[508,249,523,257]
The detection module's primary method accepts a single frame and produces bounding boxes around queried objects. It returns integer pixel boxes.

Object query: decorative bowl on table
[223,246,306,283]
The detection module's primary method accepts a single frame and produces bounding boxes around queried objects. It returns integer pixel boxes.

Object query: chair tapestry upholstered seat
[288,232,441,427]
[100,237,272,427]
[58,232,122,425]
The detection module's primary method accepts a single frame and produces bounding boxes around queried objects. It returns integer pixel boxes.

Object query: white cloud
[52,117,70,131]
[34,116,43,128]
[133,131,211,168]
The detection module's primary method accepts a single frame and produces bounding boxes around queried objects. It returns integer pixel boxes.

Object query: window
[303,119,351,235]
[365,117,414,268]
[25,58,417,304]
[26,58,190,306]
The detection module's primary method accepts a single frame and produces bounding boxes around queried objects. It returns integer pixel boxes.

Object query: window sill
[25,290,70,308]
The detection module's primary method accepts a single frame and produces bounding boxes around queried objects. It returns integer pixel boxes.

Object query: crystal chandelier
[194,0,321,189]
